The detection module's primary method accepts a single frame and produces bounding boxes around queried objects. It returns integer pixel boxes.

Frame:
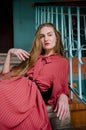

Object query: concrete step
[70,100,86,128]
[0,53,20,71]
[55,125,86,130]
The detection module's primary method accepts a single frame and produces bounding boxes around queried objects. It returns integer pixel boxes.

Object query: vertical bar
[51,6,53,23]
[37,6,40,27]
[61,6,64,44]
[77,7,82,99]
[35,6,38,30]
[64,14,68,53]
[40,7,43,24]
[84,16,86,41]
[47,7,50,22]
[68,7,73,98]
[43,6,46,23]
[56,6,59,30]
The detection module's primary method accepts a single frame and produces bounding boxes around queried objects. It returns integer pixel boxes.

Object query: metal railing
[34,5,86,104]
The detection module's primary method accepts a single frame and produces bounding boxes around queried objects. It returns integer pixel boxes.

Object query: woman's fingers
[55,94,69,120]
[8,48,30,61]
[15,49,30,61]
[54,103,58,112]
[57,101,69,120]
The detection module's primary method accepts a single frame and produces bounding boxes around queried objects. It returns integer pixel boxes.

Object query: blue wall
[13,0,35,51]
[13,0,51,51]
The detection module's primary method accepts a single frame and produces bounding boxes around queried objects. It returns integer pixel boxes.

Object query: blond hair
[0,23,64,78]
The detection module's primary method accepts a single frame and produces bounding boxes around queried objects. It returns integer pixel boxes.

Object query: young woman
[0,23,70,130]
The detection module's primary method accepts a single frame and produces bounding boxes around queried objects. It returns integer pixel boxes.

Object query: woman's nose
[44,35,48,41]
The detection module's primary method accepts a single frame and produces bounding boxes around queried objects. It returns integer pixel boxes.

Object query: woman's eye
[40,35,44,39]
[48,34,52,36]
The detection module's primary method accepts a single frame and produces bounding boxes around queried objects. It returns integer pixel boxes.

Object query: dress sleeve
[59,59,69,97]
[47,58,69,109]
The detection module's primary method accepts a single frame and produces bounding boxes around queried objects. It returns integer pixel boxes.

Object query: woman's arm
[2,50,11,73]
[54,59,70,120]
[2,48,30,74]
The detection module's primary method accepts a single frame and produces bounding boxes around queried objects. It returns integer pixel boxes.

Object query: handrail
[69,83,86,105]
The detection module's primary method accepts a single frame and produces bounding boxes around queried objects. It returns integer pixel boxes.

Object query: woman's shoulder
[51,55,69,71]
[54,54,68,63]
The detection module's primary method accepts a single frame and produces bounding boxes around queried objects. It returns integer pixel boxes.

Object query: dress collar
[38,53,58,64]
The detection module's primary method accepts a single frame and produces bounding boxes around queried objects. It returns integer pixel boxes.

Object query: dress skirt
[0,76,52,130]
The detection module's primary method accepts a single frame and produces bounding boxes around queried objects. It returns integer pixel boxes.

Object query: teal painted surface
[13,0,51,51]
[73,80,86,98]
[13,0,35,51]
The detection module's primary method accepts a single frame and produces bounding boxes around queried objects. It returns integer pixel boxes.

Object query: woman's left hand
[54,94,70,120]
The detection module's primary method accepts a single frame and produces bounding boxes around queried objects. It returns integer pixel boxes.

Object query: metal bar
[47,7,50,22]
[68,7,73,99]
[35,6,38,30]
[61,7,64,43]
[56,7,59,30]
[51,6,53,23]
[40,7,43,24]
[84,16,86,41]
[69,84,86,105]
[43,6,46,23]
[37,6,40,27]
[77,7,82,99]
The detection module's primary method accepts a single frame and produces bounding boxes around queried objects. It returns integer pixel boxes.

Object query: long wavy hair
[0,23,64,78]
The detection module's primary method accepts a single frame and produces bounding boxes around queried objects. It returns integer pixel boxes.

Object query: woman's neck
[44,50,55,56]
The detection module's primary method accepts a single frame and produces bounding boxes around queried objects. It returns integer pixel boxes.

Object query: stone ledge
[0,53,21,64]
[0,53,21,72]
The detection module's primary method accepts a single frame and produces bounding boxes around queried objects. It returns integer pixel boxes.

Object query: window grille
[35,5,86,104]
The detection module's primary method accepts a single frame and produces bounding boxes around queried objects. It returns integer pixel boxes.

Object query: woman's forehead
[40,26,54,34]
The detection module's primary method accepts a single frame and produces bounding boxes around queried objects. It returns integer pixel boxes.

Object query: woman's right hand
[8,48,30,61]
[2,48,30,73]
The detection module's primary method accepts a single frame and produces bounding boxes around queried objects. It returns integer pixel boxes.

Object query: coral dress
[0,54,69,130]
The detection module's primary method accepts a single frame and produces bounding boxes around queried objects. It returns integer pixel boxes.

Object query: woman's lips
[45,42,50,46]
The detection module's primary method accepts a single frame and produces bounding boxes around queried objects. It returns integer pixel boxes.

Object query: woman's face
[39,26,57,55]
